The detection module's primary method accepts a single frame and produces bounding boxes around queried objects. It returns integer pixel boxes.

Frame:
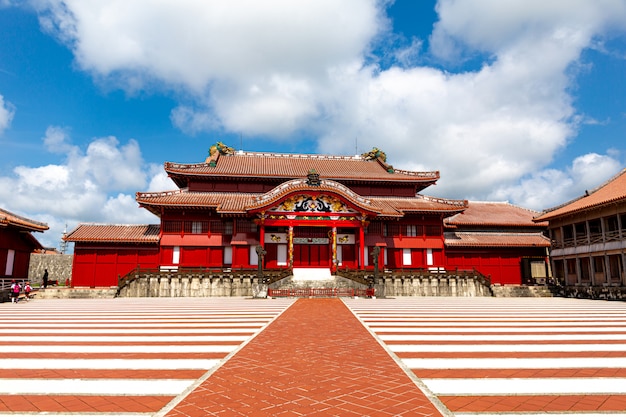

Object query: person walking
[23,281,32,301]
[10,281,21,303]
[42,269,49,288]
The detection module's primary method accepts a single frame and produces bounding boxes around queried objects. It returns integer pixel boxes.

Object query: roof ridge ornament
[206,142,236,166]
[361,147,387,162]
[306,168,321,186]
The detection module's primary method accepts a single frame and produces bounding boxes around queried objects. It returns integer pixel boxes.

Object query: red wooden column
[359,223,365,270]
[288,225,294,268]
[331,226,337,273]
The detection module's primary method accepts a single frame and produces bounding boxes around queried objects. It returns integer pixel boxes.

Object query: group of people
[7,269,49,303]
[10,280,33,303]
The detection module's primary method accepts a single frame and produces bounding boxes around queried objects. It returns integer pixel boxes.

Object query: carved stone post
[253,244,268,298]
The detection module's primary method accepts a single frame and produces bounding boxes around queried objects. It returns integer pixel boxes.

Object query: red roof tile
[165,152,439,184]
[136,186,467,219]
[534,168,626,221]
[0,208,49,232]
[445,232,550,247]
[64,224,160,243]
[445,201,546,227]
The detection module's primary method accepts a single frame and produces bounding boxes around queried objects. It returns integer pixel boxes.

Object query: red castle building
[65,144,550,288]
[1,207,48,280]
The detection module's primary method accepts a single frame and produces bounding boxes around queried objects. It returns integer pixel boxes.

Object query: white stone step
[292,268,332,281]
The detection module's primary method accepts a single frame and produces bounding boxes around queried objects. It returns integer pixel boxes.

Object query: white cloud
[36,0,381,91]
[0,94,15,134]
[0,128,160,249]
[489,151,622,210]
[28,0,626,212]
[43,125,74,153]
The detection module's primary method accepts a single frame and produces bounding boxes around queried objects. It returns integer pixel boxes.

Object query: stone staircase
[491,285,554,297]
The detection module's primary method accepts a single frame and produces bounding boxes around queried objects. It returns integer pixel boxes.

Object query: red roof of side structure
[164,151,440,186]
[445,201,547,228]
[0,207,49,232]
[64,224,160,243]
[534,168,626,222]
[445,232,550,247]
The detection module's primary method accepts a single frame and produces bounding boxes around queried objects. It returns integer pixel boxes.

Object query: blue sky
[1,0,625,250]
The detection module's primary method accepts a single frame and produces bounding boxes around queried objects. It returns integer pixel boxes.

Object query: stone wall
[28,253,73,286]
[117,272,264,297]
[376,275,493,297]
[117,273,494,298]
[491,285,554,297]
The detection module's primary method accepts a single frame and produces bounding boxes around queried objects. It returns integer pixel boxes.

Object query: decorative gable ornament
[306,169,321,186]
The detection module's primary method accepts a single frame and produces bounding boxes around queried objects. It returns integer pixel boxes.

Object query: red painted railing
[268,287,375,298]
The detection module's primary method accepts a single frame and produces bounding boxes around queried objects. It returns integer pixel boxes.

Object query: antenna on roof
[240,133,243,151]
[355,137,358,156]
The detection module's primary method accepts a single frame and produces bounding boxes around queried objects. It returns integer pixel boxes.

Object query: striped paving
[0,297,295,415]
[345,296,626,416]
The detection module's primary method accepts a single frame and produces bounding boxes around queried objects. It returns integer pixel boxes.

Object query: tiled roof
[0,208,49,232]
[445,201,546,228]
[369,195,467,217]
[136,190,258,216]
[136,188,467,219]
[534,168,626,221]
[64,224,160,243]
[165,152,439,184]
[445,232,550,248]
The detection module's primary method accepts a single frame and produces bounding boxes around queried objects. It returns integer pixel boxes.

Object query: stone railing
[116,268,291,298]
[336,267,493,297]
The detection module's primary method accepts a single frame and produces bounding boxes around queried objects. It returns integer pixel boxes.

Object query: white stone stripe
[4,328,257,334]
[3,335,247,342]
[402,357,626,369]
[0,345,238,353]
[423,377,626,395]
[380,334,626,341]
[371,326,626,333]
[366,320,626,326]
[3,313,270,329]
[3,322,267,328]
[0,379,195,396]
[390,343,626,352]
[0,358,220,370]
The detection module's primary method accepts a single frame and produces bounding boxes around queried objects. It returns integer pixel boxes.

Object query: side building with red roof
[0,208,49,280]
[445,202,550,285]
[534,168,626,293]
[64,144,550,289]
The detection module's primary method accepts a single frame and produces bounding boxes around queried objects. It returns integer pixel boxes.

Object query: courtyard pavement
[1,296,625,416]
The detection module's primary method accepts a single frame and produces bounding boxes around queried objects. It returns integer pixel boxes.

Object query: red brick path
[164,298,447,417]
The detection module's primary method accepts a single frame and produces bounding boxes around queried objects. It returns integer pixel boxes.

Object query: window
[172,247,180,265]
[402,248,412,266]
[223,246,232,265]
[426,248,433,266]
[368,222,383,235]
[277,245,287,266]
[163,221,182,233]
[425,225,440,236]
[237,219,257,233]
[406,225,417,237]
[5,249,14,275]
[593,257,604,273]
[224,221,233,235]
[250,246,258,266]
[531,261,547,278]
